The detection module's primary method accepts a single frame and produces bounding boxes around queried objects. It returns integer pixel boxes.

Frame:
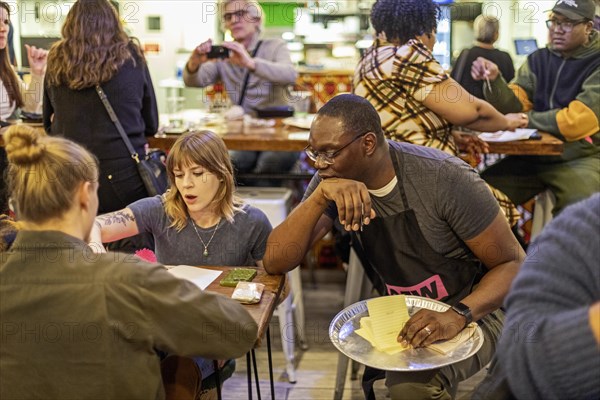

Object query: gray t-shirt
[303,142,499,259]
[129,196,272,266]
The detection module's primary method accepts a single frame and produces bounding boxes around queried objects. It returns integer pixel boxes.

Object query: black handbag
[95,85,168,197]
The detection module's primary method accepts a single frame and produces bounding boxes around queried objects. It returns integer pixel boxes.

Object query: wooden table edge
[200,266,285,348]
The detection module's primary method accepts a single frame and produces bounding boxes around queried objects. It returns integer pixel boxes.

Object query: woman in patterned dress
[354,0,528,225]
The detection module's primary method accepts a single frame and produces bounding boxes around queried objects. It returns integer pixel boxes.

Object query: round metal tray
[329,296,484,371]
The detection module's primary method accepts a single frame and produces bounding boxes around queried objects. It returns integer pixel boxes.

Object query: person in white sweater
[0,1,47,120]
[0,0,47,213]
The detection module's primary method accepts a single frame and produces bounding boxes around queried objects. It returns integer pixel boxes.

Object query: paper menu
[356,316,408,355]
[356,296,410,354]
[479,128,538,142]
[166,265,222,290]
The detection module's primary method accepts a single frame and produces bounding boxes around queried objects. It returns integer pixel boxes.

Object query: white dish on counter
[282,114,316,130]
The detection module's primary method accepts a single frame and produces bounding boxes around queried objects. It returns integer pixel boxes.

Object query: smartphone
[206,45,229,59]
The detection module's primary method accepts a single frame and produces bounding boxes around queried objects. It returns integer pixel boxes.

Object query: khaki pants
[482,154,600,215]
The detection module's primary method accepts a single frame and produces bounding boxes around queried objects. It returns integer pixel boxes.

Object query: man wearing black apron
[264,94,525,399]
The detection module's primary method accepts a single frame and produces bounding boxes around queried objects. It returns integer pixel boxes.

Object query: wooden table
[148,120,564,156]
[0,121,564,156]
[201,266,285,347]
[149,119,309,152]
[481,132,563,155]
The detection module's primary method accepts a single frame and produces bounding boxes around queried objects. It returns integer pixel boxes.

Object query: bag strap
[95,85,141,164]
[237,40,263,106]
[452,48,471,83]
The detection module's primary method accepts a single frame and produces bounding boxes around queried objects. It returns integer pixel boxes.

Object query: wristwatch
[451,302,473,327]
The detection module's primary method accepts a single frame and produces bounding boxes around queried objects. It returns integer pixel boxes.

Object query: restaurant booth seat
[236,187,307,383]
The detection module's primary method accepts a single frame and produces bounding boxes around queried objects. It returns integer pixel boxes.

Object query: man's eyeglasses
[545,19,587,32]
[304,132,369,166]
[223,9,248,22]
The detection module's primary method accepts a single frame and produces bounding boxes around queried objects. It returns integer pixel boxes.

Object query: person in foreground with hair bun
[0,125,257,400]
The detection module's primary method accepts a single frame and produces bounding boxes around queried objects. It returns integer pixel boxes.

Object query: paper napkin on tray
[427,323,477,355]
[479,128,538,142]
[356,296,476,355]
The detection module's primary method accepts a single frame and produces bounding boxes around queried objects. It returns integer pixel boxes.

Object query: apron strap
[350,234,386,295]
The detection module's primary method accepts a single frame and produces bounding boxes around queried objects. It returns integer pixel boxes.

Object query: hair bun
[4,126,46,165]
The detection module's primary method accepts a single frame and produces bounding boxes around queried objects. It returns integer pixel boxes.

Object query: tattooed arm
[89,208,140,252]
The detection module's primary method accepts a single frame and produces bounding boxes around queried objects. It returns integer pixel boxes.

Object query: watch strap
[451,302,473,327]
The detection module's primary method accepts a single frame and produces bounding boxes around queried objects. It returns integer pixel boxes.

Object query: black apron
[353,142,483,305]
[353,142,485,399]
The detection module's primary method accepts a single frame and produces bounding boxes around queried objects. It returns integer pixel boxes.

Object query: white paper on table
[478,128,538,142]
[287,131,310,141]
[166,265,222,290]
[282,114,316,130]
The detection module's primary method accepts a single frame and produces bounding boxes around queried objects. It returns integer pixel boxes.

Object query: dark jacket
[451,45,514,99]
[43,48,158,160]
[486,31,600,162]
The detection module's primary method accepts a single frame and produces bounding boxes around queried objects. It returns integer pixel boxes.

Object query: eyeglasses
[223,9,248,22]
[304,132,369,165]
[545,19,586,32]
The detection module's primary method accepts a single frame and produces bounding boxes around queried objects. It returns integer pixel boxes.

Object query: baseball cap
[551,0,597,21]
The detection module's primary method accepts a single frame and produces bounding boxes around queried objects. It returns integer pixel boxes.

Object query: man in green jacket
[471,0,600,215]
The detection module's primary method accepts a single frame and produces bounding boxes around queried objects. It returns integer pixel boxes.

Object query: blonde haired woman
[0,125,257,399]
[92,130,271,267]
[43,0,158,219]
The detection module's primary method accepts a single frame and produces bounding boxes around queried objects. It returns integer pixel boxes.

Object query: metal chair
[333,249,373,400]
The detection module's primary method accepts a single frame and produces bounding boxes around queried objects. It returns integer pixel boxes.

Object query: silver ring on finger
[423,326,432,336]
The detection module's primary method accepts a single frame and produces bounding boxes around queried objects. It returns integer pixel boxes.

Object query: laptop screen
[514,39,538,56]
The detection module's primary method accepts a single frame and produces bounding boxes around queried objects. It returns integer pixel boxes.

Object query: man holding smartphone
[184,0,300,187]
